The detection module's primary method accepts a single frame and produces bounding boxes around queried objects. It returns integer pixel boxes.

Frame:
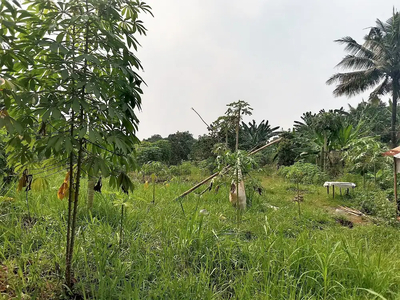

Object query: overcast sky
[135,0,397,139]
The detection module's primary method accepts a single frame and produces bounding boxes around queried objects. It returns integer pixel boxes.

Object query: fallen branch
[338,206,365,217]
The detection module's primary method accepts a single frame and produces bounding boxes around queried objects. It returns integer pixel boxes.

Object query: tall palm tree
[293,111,317,134]
[241,119,280,150]
[327,11,400,148]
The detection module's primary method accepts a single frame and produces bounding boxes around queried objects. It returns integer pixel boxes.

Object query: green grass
[1,170,400,299]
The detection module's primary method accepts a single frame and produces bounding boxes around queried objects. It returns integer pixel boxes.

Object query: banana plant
[343,137,388,188]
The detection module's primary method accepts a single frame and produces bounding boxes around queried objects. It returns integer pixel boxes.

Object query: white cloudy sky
[135,0,397,139]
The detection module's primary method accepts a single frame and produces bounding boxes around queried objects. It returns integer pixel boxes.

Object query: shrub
[336,173,364,189]
[197,158,216,175]
[279,162,327,185]
[374,167,394,190]
[354,190,396,221]
[169,162,192,177]
[140,161,169,182]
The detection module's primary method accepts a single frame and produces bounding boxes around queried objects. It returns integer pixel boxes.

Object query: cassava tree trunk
[87,177,95,209]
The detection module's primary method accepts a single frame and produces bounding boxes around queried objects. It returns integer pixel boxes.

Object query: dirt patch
[323,206,370,226]
[334,207,369,225]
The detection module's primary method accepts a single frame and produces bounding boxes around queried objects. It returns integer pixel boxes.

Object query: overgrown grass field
[1,168,400,299]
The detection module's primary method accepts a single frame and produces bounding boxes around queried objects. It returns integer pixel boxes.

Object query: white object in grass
[323,182,356,188]
[199,209,209,215]
[229,180,246,210]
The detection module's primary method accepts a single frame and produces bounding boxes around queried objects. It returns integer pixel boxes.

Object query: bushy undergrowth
[374,167,395,190]
[1,168,400,299]
[168,161,192,177]
[279,162,328,185]
[353,190,397,221]
[336,173,364,188]
[338,168,394,192]
[196,158,217,175]
[139,161,193,182]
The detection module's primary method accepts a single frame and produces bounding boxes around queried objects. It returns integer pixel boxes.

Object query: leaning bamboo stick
[175,171,221,201]
[174,137,282,201]
[249,137,282,155]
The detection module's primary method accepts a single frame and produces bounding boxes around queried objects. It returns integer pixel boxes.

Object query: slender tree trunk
[320,149,324,169]
[236,166,240,228]
[65,106,75,288]
[119,204,124,247]
[395,157,398,214]
[392,78,399,213]
[391,80,398,149]
[323,134,327,172]
[152,174,156,204]
[87,177,95,209]
[225,127,228,148]
[66,3,90,287]
[235,108,240,152]
[65,22,77,288]
[235,109,241,226]
[25,190,30,220]
[66,134,84,288]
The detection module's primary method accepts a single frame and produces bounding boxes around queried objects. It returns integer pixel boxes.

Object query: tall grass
[0,170,400,299]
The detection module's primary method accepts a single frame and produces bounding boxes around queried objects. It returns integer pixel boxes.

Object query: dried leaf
[57,182,69,200]
[57,171,71,200]
[16,169,28,192]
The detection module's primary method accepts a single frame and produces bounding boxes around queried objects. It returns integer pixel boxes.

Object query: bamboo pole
[248,137,282,156]
[174,138,282,202]
[191,107,210,128]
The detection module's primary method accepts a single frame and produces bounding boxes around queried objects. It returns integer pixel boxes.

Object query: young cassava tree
[0,0,151,289]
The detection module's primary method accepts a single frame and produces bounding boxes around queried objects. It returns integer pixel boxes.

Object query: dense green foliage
[136,140,171,165]
[274,132,299,167]
[353,190,396,221]
[191,134,217,162]
[279,162,328,185]
[167,131,196,165]
[0,129,11,178]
